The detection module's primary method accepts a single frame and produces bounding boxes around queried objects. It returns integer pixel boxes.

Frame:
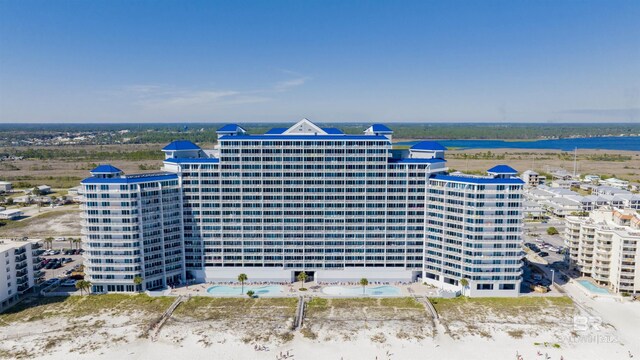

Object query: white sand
[2,287,638,360]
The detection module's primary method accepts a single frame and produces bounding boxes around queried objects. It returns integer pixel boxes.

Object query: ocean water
[397,136,640,151]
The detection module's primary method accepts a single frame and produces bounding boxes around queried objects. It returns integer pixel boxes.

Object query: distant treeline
[1,123,640,146]
[0,148,163,161]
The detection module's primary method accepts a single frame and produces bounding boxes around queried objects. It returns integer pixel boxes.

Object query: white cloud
[273,76,309,92]
[120,73,310,114]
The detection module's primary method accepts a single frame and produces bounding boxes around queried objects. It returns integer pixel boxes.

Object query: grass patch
[380,297,423,309]
[300,327,318,339]
[507,329,525,339]
[0,294,174,324]
[429,296,573,313]
[0,208,79,233]
[173,296,297,320]
[329,298,378,309]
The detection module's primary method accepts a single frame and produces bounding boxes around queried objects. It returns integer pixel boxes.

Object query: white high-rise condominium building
[1,240,41,311]
[565,207,640,294]
[81,119,524,296]
[81,166,185,293]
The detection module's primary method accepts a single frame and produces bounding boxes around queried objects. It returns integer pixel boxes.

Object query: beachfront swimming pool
[206,285,284,297]
[577,280,610,295]
[322,285,401,297]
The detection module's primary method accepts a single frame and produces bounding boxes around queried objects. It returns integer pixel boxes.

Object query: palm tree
[297,271,308,290]
[459,278,469,296]
[238,273,248,294]
[246,290,255,298]
[360,278,369,295]
[133,276,143,292]
[68,237,73,250]
[72,237,82,250]
[75,280,92,295]
[44,237,54,250]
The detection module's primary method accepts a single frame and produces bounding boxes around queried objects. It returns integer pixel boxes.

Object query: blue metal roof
[81,173,178,184]
[433,174,524,184]
[388,158,446,164]
[322,127,344,135]
[90,164,122,174]
[217,124,246,133]
[370,124,393,133]
[162,140,201,151]
[411,141,447,151]
[264,127,287,135]
[219,135,390,141]
[164,158,220,164]
[487,165,518,174]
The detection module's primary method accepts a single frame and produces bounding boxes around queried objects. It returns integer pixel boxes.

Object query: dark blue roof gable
[487,165,518,174]
[371,124,393,133]
[219,135,390,141]
[388,158,446,164]
[162,140,201,151]
[265,127,287,135]
[217,124,247,133]
[90,164,122,174]
[411,141,447,151]
[434,174,524,184]
[82,173,178,184]
[164,158,220,164]
[322,127,344,135]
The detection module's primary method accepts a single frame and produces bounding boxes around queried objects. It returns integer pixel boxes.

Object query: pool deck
[573,277,620,299]
[169,281,444,298]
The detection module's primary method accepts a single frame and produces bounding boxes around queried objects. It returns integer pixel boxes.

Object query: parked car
[539,251,549,257]
[61,279,77,287]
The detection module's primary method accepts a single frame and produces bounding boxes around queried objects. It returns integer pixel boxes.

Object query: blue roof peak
[370,124,393,133]
[217,124,247,133]
[90,164,122,174]
[487,165,518,174]
[162,140,201,151]
[322,127,344,135]
[411,141,447,151]
[264,127,287,135]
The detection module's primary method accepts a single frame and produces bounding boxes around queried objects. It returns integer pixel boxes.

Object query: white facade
[81,120,525,297]
[565,208,640,294]
[81,170,185,293]
[0,240,41,311]
[520,170,541,187]
[0,181,12,193]
[0,209,23,220]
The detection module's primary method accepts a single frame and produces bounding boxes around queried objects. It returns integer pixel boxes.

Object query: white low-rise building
[0,181,12,193]
[0,209,23,220]
[550,180,578,189]
[525,185,640,217]
[565,208,640,295]
[602,178,629,190]
[583,174,601,183]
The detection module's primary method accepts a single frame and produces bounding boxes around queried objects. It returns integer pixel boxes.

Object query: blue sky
[0,0,639,123]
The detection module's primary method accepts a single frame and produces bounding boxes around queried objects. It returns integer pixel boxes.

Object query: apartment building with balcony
[81,119,525,296]
[565,208,640,295]
[0,240,41,311]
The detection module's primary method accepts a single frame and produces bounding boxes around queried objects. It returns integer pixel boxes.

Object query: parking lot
[521,216,571,294]
[33,238,85,293]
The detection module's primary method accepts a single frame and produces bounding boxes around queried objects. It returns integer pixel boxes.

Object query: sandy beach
[2,280,638,360]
